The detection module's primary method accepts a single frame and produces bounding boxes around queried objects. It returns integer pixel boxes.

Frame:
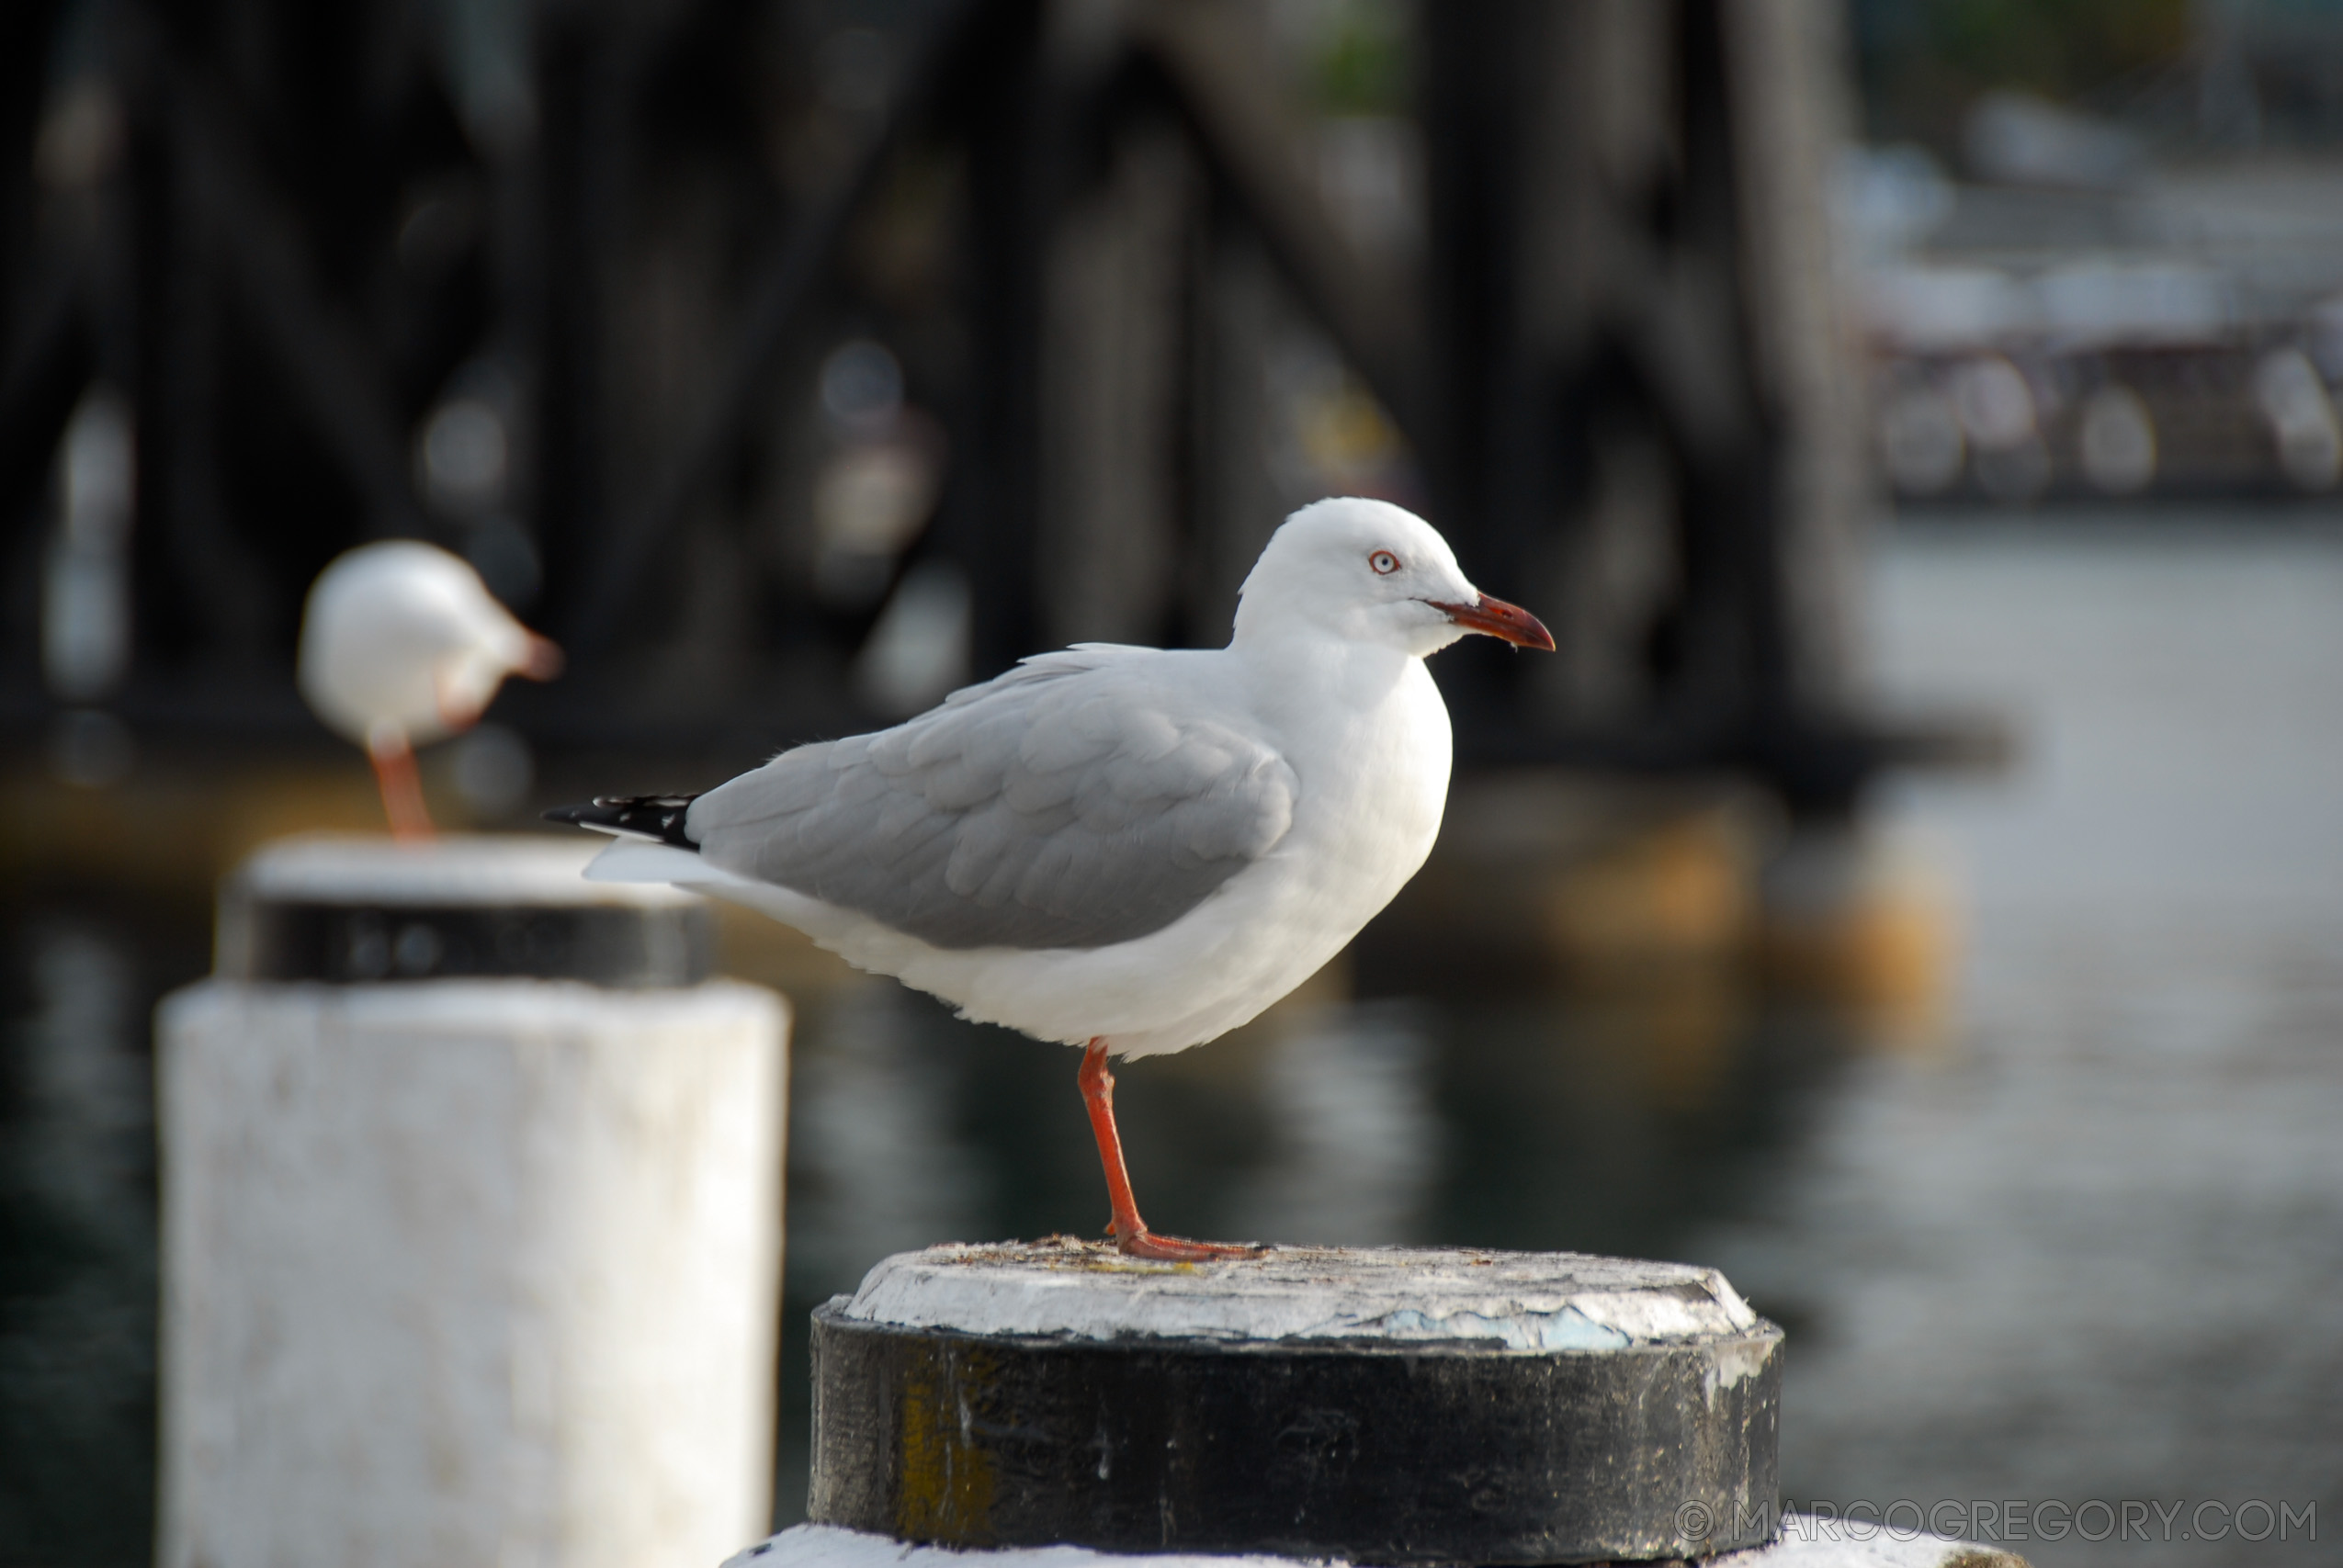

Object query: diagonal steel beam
[1130,0,1429,449]
[164,67,430,542]
[562,0,993,659]
[0,246,89,555]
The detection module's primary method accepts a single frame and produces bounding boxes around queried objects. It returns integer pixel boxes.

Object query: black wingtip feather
[542,794,703,850]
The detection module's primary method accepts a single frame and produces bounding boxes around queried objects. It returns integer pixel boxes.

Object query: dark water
[0,889,206,1562]
[4,513,2338,1565]
[1720,513,2343,1567]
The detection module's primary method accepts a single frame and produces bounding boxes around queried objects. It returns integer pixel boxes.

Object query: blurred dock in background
[3,0,1963,818]
[1846,0,2343,504]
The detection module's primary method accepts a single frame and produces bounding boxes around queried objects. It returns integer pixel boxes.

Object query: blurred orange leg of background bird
[368,736,434,841]
[1079,1038,1261,1261]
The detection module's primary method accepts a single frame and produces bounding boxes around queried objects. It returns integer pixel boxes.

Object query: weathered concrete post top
[160,835,787,1568]
[213,830,711,984]
[809,1239,1782,1565]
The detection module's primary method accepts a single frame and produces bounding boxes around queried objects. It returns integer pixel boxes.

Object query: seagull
[549,498,1551,1258]
[299,540,562,840]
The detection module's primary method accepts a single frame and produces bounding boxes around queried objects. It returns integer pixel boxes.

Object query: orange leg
[1079,1038,1263,1261]
[369,737,435,841]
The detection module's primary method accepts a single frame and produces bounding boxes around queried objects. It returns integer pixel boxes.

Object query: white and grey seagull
[301,539,563,840]
[549,497,1552,1259]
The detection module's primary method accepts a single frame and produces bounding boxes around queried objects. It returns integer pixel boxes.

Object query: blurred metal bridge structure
[1,0,1970,816]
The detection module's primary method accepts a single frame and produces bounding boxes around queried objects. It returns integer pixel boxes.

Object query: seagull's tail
[542,794,702,849]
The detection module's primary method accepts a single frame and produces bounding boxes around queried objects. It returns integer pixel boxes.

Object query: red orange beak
[518,633,565,682]
[1427,594,1556,650]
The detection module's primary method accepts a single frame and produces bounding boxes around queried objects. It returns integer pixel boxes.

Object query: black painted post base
[808,1240,1783,1565]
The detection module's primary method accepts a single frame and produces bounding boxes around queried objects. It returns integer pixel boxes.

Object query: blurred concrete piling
[1361,774,1964,1049]
[156,836,787,1568]
[1757,821,1963,1043]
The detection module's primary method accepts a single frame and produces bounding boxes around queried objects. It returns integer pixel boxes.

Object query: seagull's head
[1233,497,1555,659]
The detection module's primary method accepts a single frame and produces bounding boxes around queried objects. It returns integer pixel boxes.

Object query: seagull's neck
[1229,627,1454,844]
[1230,629,1422,723]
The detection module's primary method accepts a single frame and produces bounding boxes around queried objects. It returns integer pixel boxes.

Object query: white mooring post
[157,835,788,1568]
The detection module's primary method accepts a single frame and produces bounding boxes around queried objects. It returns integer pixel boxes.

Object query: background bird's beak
[1427,594,1556,650]
[519,634,566,682]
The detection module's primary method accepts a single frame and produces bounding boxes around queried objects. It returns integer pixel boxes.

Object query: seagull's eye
[1368,550,1400,575]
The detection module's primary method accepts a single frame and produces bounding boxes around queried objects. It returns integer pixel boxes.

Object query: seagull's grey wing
[687,649,1297,951]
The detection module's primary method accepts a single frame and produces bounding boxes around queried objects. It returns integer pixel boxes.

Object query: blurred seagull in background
[549,498,1551,1258]
[300,540,562,840]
